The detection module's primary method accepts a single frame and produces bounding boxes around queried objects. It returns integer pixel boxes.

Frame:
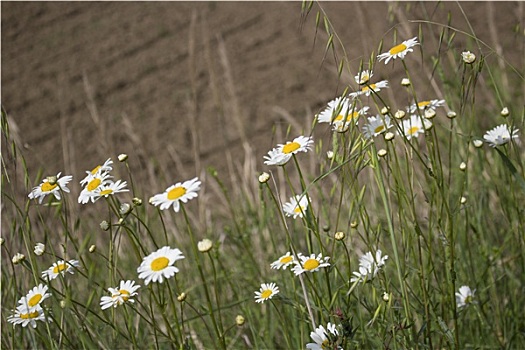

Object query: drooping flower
[483,124,519,147]
[79,158,113,186]
[270,252,295,270]
[456,285,476,308]
[42,260,80,281]
[292,253,330,275]
[408,99,446,113]
[137,246,185,285]
[263,136,314,166]
[349,80,389,99]
[350,250,388,283]
[377,37,419,64]
[100,280,140,310]
[28,172,73,204]
[362,115,393,139]
[254,282,279,303]
[17,284,51,311]
[149,177,201,212]
[399,115,432,140]
[282,194,310,219]
[7,305,51,328]
[354,70,373,85]
[306,322,341,350]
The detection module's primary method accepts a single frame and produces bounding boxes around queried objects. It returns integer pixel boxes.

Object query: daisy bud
[460,196,467,205]
[350,221,358,229]
[12,253,25,264]
[335,231,345,241]
[47,175,58,186]
[326,150,334,160]
[100,220,110,231]
[378,149,388,158]
[500,107,509,117]
[462,51,476,64]
[0,237,5,245]
[60,300,67,309]
[473,140,484,148]
[118,153,128,162]
[323,225,330,232]
[424,121,434,131]
[446,111,457,119]
[177,293,187,302]
[380,106,390,115]
[117,218,124,225]
[89,244,96,253]
[236,315,245,326]
[385,132,395,141]
[424,109,436,119]
[394,110,406,119]
[119,203,132,216]
[459,162,467,171]
[382,292,390,302]
[401,78,411,87]
[198,238,213,253]
[34,243,45,256]
[258,172,270,184]
[132,197,143,206]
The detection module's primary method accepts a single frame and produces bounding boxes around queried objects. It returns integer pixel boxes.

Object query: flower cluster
[350,250,388,283]
[79,158,128,203]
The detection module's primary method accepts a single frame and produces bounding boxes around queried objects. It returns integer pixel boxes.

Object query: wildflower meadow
[2,2,525,349]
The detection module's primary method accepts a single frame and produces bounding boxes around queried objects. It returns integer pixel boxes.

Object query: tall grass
[2,2,524,349]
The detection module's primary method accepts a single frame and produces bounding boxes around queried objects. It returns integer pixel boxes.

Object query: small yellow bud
[380,106,390,115]
[89,245,96,253]
[335,231,345,241]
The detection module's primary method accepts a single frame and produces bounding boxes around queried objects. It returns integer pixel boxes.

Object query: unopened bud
[380,106,390,115]
[198,239,213,253]
[326,150,334,160]
[100,220,110,231]
[119,203,132,216]
[12,253,25,265]
[177,293,187,302]
[473,140,484,148]
[236,315,245,326]
[378,149,388,158]
[424,109,436,119]
[459,162,467,171]
[500,107,509,117]
[462,51,476,64]
[382,292,390,302]
[335,231,345,241]
[385,132,395,141]
[446,111,457,119]
[350,221,358,229]
[89,245,96,253]
[118,154,128,162]
[60,300,67,309]
[394,110,406,120]
[258,172,270,184]
[132,197,143,206]
[401,78,411,87]
[34,243,45,256]
[460,196,467,205]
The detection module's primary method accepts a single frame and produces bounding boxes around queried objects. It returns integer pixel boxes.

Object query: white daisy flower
[78,172,113,204]
[377,37,419,64]
[149,177,201,212]
[483,124,519,147]
[292,253,330,275]
[263,136,314,166]
[456,285,476,308]
[7,305,51,328]
[282,194,310,219]
[408,99,446,113]
[349,80,389,99]
[306,322,341,350]
[42,260,80,281]
[79,158,113,186]
[92,179,129,201]
[270,252,295,270]
[17,284,51,311]
[100,280,140,310]
[461,51,476,64]
[28,172,73,204]
[317,96,351,124]
[362,115,393,139]
[399,115,432,140]
[254,282,279,303]
[354,70,373,85]
[137,246,185,285]
[350,249,388,283]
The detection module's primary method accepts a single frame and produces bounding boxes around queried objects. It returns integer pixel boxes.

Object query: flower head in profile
[17,284,51,311]
[283,194,310,219]
[150,177,201,212]
[100,280,140,310]
[317,97,369,130]
[306,322,341,350]
[456,285,476,308]
[461,51,476,64]
[78,171,113,204]
[399,115,432,140]
[137,246,185,285]
[354,70,373,85]
[34,243,45,256]
[408,99,446,113]
[7,305,51,328]
[292,253,330,275]
[80,158,113,186]
[349,80,389,99]
[263,136,314,166]
[350,249,388,283]
[92,179,129,201]
[483,124,519,147]
[377,37,419,64]
[362,115,393,139]
[28,172,73,204]
[270,252,295,270]
[254,282,279,303]
[42,260,80,281]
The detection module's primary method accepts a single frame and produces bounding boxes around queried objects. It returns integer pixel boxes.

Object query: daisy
[137,246,185,285]
[100,280,140,310]
[7,305,51,328]
[399,115,432,140]
[282,194,310,219]
[270,252,295,270]
[377,37,419,64]
[263,136,314,166]
[28,172,73,204]
[362,115,393,139]
[79,158,113,186]
[149,177,201,212]
[92,179,129,201]
[483,124,519,147]
[254,282,279,303]
[42,259,80,281]
[354,70,373,85]
[306,322,341,350]
[292,253,330,275]
[78,171,113,204]
[408,99,446,113]
[317,96,351,124]
[350,249,388,283]
[456,285,476,308]
[17,284,51,311]
[349,80,389,99]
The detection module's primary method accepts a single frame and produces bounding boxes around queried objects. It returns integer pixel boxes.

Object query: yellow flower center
[294,206,304,213]
[119,289,130,302]
[150,257,170,271]
[41,182,58,192]
[260,289,273,299]
[464,295,472,304]
[280,256,293,264]
[361,84,377,92]
[20,311,40,319]
[322,339,330,349]
[167,186,186,200]
[99,189,113,196]
[91,165,101,175]
[53,263,67,274]
[408,126,420,135]
[303,258,320,271]
[389,43,407,55]
[333,111,359,122]
[374,125,385,134]
[417,101,430,108]
[87,178,101,191]
[28,294,42,307]
[282,142,301,154]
